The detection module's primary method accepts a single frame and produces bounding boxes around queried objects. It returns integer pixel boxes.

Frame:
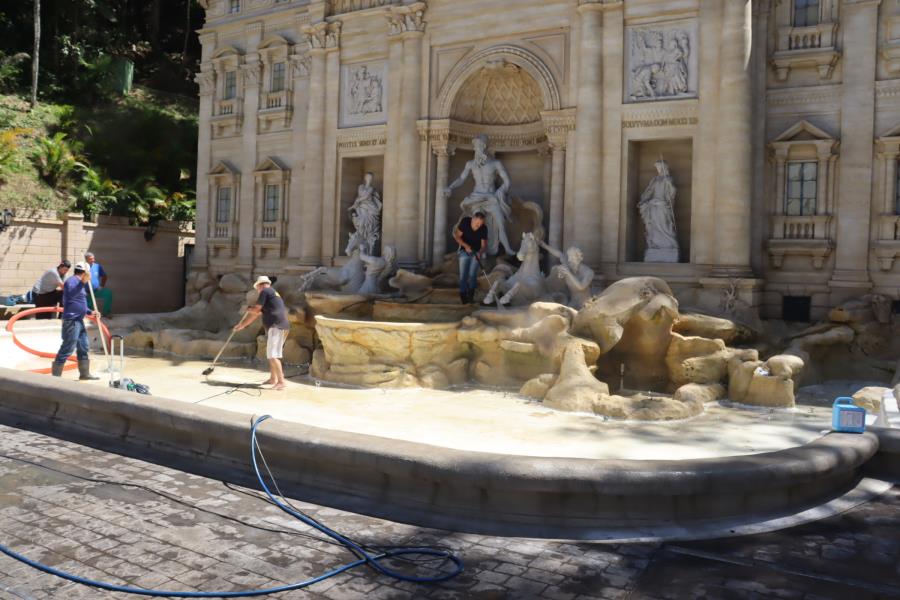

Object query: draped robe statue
[638,159,679,263]
[348,172,382,255]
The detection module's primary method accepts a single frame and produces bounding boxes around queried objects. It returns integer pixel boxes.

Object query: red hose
[6,307,112,374]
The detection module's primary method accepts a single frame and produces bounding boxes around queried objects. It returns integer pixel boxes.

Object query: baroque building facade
[194,0,900,321]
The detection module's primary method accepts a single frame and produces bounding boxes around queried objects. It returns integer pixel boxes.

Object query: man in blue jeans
[453,211,488,304]
[51,262,101,380]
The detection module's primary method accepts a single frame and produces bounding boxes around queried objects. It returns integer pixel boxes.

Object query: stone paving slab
[0,424,899,599]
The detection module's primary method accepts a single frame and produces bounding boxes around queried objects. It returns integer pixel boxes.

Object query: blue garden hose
[0,415,464,597]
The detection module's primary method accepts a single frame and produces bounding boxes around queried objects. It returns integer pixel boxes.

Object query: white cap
[74,262,89,272]
[253,275,272,288]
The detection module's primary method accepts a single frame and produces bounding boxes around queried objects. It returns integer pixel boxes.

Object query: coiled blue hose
[0,415,464,597]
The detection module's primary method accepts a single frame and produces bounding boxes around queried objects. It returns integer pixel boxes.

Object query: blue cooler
[832,397,866,433]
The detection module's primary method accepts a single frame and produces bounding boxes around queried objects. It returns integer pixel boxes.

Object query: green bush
[0,51,28,93]
[71,163,119,218]
[31,132,80,189]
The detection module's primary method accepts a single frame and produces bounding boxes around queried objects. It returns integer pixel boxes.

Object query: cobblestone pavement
[0,424,898,600]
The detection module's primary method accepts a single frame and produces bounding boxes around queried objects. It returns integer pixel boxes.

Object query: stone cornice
[540,109,577,148]
[577,0,623,12]
[387,2,427,36]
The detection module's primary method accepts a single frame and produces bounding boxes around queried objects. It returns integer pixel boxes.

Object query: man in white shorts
[234,276,290,390]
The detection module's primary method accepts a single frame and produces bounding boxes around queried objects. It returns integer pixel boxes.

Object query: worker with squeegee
[453,211,488,305]
[51,261,101,380]
[233,276,290,390]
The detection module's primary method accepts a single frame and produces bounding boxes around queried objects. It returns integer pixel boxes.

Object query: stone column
[386,2,427,267]
[299,22,331,265]
[713,0,753,277]
[832,0,880,295]
[320,42,342,261]
[287,51,310,261]
[571,1,606,265]
[549,144,566,253]
[193,64,215,270]
[432,145,453,265]
[237,50,262,274]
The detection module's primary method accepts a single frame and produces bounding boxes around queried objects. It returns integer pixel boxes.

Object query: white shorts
[266,327,288,359]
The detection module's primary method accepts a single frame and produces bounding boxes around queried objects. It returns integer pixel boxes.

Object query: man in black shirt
[453,211,488,304]
[234,276,291,390]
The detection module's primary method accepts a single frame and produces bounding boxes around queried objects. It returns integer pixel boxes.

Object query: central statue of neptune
[442,134,514,256]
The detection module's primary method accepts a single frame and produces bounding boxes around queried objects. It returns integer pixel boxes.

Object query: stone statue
[348,172,382,254]
[298,232,366,293]
[348,66,383,115]
[484,232,549,306]
[629,28,692,101]
[443,134,514,256]
[359,244,397,295]
[539,240,594,309]
[638,158,679,263]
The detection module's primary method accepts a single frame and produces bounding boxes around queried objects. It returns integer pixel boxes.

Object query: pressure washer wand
[86,279,112,372]
[473,253,503,311]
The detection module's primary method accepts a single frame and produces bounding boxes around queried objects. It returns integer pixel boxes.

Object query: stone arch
[437,45,561,120]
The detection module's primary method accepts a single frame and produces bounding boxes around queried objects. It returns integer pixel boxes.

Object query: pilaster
[194,62,216,270]
[830,0,881,297]
[237,48,262,272]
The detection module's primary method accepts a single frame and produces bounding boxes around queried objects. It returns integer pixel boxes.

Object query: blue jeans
[458,249,480,295]
[54,318,89,364]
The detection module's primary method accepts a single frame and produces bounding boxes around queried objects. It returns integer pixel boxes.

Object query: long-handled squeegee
[473,253,504,310]
[202,311,247,376]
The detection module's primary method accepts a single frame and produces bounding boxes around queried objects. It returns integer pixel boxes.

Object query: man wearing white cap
[51,262,101,379]
[234,276,289,390]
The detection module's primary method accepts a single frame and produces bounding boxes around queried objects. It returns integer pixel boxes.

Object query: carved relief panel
[624,20,698,104]
[340,62,388,128]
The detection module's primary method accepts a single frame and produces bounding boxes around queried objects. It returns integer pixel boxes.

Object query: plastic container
[832,397,866,433]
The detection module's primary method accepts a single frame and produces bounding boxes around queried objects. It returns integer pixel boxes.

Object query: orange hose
[6,307,112,374]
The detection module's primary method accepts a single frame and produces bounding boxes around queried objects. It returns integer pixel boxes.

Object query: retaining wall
[0,367,888,540]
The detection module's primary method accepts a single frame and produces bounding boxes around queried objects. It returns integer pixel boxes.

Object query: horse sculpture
[483,232,550,307]
[297,232,366,293]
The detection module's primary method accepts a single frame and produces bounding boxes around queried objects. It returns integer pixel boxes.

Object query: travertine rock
[388,269,433,296]
[673,313,743,344]
[665,334,729,386]
[218,273,250,294]
[727,353,801,408]
[673,383,726,405]
[851,386,890,413]
[543,342,611,413]
[519,373,557,399]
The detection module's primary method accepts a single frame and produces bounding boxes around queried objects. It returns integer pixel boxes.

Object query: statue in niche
[348,66,383,115]
[629,28,691,100]
[638,158,679,263]
[443,134,514,256]
[539,240,594,309]
[348,172,382,255]
[359,244,397,295]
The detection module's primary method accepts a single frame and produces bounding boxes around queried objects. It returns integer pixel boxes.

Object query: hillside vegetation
[0,0,203,223]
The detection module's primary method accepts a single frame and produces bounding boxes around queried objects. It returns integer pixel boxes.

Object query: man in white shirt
[31,260,71,319]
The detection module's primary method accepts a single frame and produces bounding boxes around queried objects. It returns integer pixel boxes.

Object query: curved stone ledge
[0,367,882,539]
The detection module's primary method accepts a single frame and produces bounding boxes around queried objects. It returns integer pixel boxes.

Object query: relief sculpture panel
[625,20,698,103]
[340,62,388,127]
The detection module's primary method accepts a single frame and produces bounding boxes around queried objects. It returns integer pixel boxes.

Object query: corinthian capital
[195,68,216,97]
[387,1,427,36]
[303,21,341,50]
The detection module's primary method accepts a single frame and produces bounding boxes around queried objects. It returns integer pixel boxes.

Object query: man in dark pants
[453,211,488,305]
[51,262,101,380]
[31,260,70,319]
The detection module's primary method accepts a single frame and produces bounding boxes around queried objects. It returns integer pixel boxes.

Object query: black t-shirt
[457,217,488,252]
[257,287,290,330]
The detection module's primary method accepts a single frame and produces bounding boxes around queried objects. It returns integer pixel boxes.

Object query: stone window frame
[771,0,839,82]
[792,0,820,27]
[228,0,241,14]
[766,120,838,270]
[253,157,290,252]
[207,161,241,255]
[263,184,280,223]
[215,186,232,223]
[784,159,818,216]
[257,36,294,131]
[873,127,900,269]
